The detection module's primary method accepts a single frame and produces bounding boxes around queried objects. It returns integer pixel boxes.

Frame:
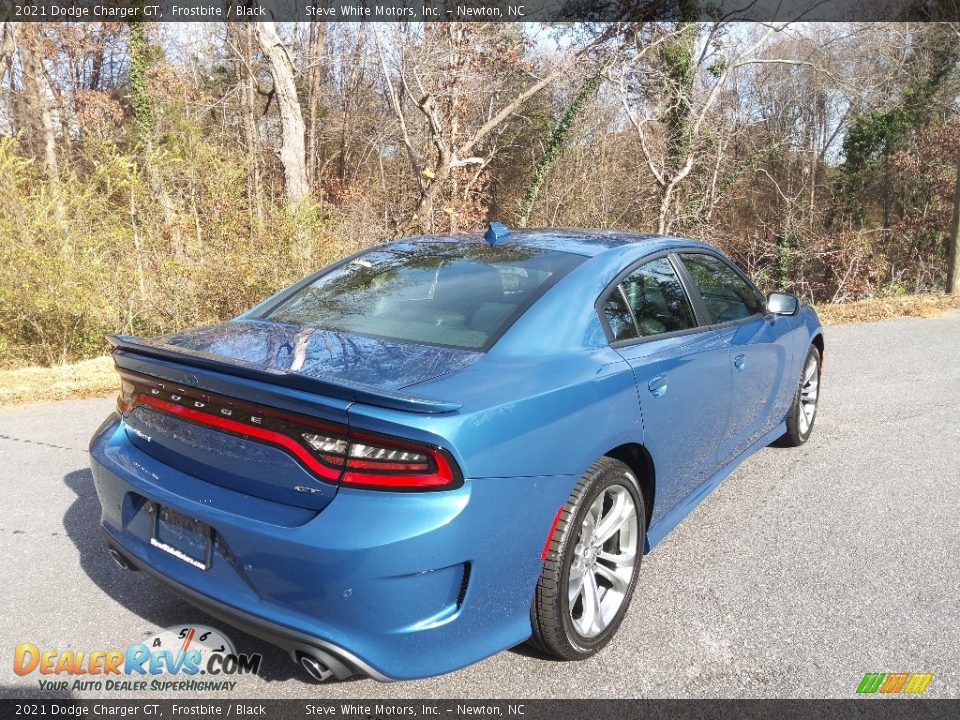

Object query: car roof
[399,228,707,258]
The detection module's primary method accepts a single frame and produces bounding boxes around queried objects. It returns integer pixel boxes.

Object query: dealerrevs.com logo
[14,625,262,692]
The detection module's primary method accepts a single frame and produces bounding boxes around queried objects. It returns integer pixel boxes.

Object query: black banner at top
[4,0,960,22]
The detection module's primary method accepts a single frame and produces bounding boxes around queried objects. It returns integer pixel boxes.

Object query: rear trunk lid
[112,319,477,511]
[153,318,482,392]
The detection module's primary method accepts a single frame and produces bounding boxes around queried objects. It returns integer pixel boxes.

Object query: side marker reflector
[540,506,566,561]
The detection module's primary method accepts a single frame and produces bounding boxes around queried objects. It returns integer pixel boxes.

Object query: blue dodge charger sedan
[90,225,823,681]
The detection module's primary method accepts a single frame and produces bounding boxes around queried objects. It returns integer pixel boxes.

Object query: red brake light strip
[119,371,460,490]
[138,395,342,480]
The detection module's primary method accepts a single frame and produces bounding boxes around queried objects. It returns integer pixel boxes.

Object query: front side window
[602,257,696,340]
[679,253,763,324]
[261,243,584,350]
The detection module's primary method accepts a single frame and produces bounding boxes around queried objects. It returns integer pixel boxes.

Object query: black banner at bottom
[0,700,958,720]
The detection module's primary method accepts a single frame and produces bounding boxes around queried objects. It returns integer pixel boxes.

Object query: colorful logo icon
[856,672,932,695]
[14,624,262,692]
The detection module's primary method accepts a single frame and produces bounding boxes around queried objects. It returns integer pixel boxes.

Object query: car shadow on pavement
[62,468,305,685]
[0,683,76,700]
[507,641,562,661]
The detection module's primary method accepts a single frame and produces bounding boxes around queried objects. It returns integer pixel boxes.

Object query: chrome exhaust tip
[108,547,137,571]
[299,654,335,683]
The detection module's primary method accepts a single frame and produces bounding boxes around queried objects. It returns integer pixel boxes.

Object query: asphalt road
[1,311,958,700]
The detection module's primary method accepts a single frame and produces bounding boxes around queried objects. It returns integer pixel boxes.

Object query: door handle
[734,354,746,372]
[647,375,668,398]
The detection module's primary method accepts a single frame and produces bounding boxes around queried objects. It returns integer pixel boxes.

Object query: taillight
[344,431,458,489]
[301,430,458,489]
[118,377,136,414]
[117,370,461,491]
[301,433,350,467]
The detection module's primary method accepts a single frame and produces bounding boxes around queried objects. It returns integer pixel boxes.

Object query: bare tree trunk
[305,18,327,188]
[338,24,366,182]
[229,24,264,230]
[254,21,308,206]
[948,150,960,295]
[90,47,103,90]
[124,21,181,256]
[16,28,60,185]
[0,23,14,75]
[657,184,675,235]
[44,65,73,156]
[1,24,18,148]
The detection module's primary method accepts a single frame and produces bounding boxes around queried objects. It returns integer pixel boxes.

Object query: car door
[599,254,731,517]
[676,252,791,464]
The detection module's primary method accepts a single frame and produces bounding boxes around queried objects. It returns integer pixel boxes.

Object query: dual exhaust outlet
[106,546,354,683]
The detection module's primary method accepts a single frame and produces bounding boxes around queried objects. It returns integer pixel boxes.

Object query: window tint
[620,258,696,336]
[262,243,584,350]
[603,288,638,342]
[602,257,696,341]
[679,253,762,324]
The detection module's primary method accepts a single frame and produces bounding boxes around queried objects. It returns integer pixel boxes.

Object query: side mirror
[767,291,799,316]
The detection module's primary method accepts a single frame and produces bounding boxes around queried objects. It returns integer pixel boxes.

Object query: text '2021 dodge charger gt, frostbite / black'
[90,225,823,682]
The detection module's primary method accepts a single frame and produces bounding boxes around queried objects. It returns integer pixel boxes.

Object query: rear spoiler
[108,335,461,415]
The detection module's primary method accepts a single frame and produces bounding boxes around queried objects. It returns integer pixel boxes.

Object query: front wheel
[779,345,821,447]
[529,457,645,660]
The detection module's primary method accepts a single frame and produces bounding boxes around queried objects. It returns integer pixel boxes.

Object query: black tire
[529,457,645,660]
[778,345,821,447]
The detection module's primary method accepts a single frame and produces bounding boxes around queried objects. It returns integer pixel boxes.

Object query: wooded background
[2,21,960,368]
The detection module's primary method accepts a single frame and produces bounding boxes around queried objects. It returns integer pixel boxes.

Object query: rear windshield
[260,243,585,350]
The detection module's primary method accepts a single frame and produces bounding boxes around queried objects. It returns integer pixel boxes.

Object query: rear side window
[603,257,696,341]
[679,253,762,324]
[261,243,584,350]
[603,289,638,342]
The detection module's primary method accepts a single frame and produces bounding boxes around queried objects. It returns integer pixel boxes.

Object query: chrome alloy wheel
[798,354,820,435]
[568,484,639,639]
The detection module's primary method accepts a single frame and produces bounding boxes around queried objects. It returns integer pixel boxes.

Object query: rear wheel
[530,457,645,660]
[779,345,821,447]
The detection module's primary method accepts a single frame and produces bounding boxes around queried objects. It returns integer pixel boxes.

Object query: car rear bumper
[90,414,578,680]
[103,536,387,681]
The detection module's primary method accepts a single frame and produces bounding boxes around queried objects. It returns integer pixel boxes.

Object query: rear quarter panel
[346,348,641,481]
